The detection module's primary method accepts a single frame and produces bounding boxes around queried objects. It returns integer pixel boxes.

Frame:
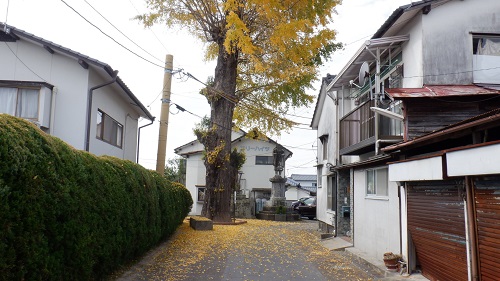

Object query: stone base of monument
[255,205,300,221]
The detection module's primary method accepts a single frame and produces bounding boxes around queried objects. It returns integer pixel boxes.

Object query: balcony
[339,100,403,155]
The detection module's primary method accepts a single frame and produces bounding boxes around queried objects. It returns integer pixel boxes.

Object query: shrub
[0,115,193,280]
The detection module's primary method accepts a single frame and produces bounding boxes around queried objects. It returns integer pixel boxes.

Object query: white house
[285,175,316,202]
[0,24,154,162]
[312,0,500,278]
[174,130,292,216]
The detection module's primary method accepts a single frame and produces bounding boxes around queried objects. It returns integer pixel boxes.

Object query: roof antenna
[4,0,10,33]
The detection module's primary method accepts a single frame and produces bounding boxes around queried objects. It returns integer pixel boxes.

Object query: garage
[473,176,500,281]
[407,180,468,281]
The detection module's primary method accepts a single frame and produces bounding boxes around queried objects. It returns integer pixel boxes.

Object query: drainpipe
[85,70,119,152]
[466,176,479,281]
[375,139,401,155]
[49,86,58,135]
[136,118,155,163]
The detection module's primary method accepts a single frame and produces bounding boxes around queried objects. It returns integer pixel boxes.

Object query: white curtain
[0,88,17,115]
[477,38,500,56]
[17,89,39,119]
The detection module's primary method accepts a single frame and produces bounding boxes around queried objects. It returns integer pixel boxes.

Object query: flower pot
[383,252,400,272]
[383,257,399,271]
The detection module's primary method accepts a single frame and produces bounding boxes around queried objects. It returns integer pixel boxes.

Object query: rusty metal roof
[385,85,500,98]
[383,108,500,152]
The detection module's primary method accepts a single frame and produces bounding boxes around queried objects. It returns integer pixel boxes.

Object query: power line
[4,42,47,82]
[127,0,169,53]
[59,0,164,69]
[83,0,164,64]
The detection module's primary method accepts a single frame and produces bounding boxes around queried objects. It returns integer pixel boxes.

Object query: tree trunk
[200,44,238,223]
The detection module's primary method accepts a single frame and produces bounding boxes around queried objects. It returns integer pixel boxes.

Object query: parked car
[292,196,316,219]
[291,196,312,212]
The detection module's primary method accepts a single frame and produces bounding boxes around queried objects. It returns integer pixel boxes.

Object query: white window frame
[96,109,123,148]
[0,87,40,120]
[197,186,205,202]
[366,167,388,197]
[319,135,328,161]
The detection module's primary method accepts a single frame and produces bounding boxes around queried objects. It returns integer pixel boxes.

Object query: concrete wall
[421,0,500,85]
[399,12,424,88]
[353,167,400,260]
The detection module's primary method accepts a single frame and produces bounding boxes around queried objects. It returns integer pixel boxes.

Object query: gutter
[85,70,119,152]
[137,118,155,163]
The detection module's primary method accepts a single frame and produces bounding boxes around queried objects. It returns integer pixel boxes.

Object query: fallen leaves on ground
[113,219,376,281]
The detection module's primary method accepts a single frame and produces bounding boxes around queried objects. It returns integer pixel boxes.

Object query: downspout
[136,118,155,163]
[49,86,58,135]
[375,139,401,155]
[85,70,119,152]
[466,176,479,281]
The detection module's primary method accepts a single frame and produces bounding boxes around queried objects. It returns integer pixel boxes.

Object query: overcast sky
[1,0,411,176]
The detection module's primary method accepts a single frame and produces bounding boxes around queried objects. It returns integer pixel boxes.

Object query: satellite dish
[358,62,370,87]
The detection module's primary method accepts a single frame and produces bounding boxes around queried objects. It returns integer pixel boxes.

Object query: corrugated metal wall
[474,176,500,281]
[407,180,468,281]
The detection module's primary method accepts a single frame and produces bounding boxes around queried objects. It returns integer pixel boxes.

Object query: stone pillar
[268,174,287,207]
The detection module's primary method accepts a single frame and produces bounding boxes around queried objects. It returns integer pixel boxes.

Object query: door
[407,180,468,281]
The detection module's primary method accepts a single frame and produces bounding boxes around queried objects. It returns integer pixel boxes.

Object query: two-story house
[175,129,292,216]
[0,24,154,162]
[312,0,500,278]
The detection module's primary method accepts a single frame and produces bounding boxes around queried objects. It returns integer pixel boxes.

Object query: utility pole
[156,54,173,174]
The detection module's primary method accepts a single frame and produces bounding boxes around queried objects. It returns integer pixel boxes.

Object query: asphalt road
[112,219,385,281]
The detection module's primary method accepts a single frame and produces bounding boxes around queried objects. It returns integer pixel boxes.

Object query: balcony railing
[340,100,403,155]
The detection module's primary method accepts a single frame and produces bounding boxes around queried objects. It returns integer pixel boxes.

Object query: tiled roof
[290,174,316,181]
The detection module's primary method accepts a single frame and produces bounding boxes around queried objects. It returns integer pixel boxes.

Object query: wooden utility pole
[156,54,173,174]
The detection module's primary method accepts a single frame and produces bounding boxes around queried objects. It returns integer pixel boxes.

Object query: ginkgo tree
[138,0,342,222]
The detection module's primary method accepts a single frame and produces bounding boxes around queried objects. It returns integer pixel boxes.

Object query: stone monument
[268,145,287,207]
[255,145,299,221]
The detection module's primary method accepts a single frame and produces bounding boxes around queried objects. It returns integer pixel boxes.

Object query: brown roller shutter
[474,176,500,281]
[407,180,468,281]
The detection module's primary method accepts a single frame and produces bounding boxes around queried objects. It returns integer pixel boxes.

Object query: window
[316,166,322,188]
[96,109,123,148]
[327,176,337,210]
[0,87,39,119]
[312,183,317,187]
[473,35,500,55]
[366,168,388,196]
[197,187,205,202]
[255,156,273,165]
[319,135,328,161]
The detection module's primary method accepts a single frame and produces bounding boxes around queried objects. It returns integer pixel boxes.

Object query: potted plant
[383,252,401,271]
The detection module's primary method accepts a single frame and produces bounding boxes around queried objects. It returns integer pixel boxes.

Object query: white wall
[353,167,400,260]
[399,13,424,88]
[1,39,144,161]
[236,138,277,193]
[285,187,310,201]
[90,71,140,161]
[1,40,89,149]
[315,83,338,226]
[184,137,278,215]
[421,0,500,85]
[185,153,205,215]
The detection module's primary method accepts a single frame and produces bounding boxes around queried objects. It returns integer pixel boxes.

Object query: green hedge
[0,115,193,280]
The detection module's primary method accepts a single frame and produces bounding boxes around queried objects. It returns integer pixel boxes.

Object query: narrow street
[112,219,386,281]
